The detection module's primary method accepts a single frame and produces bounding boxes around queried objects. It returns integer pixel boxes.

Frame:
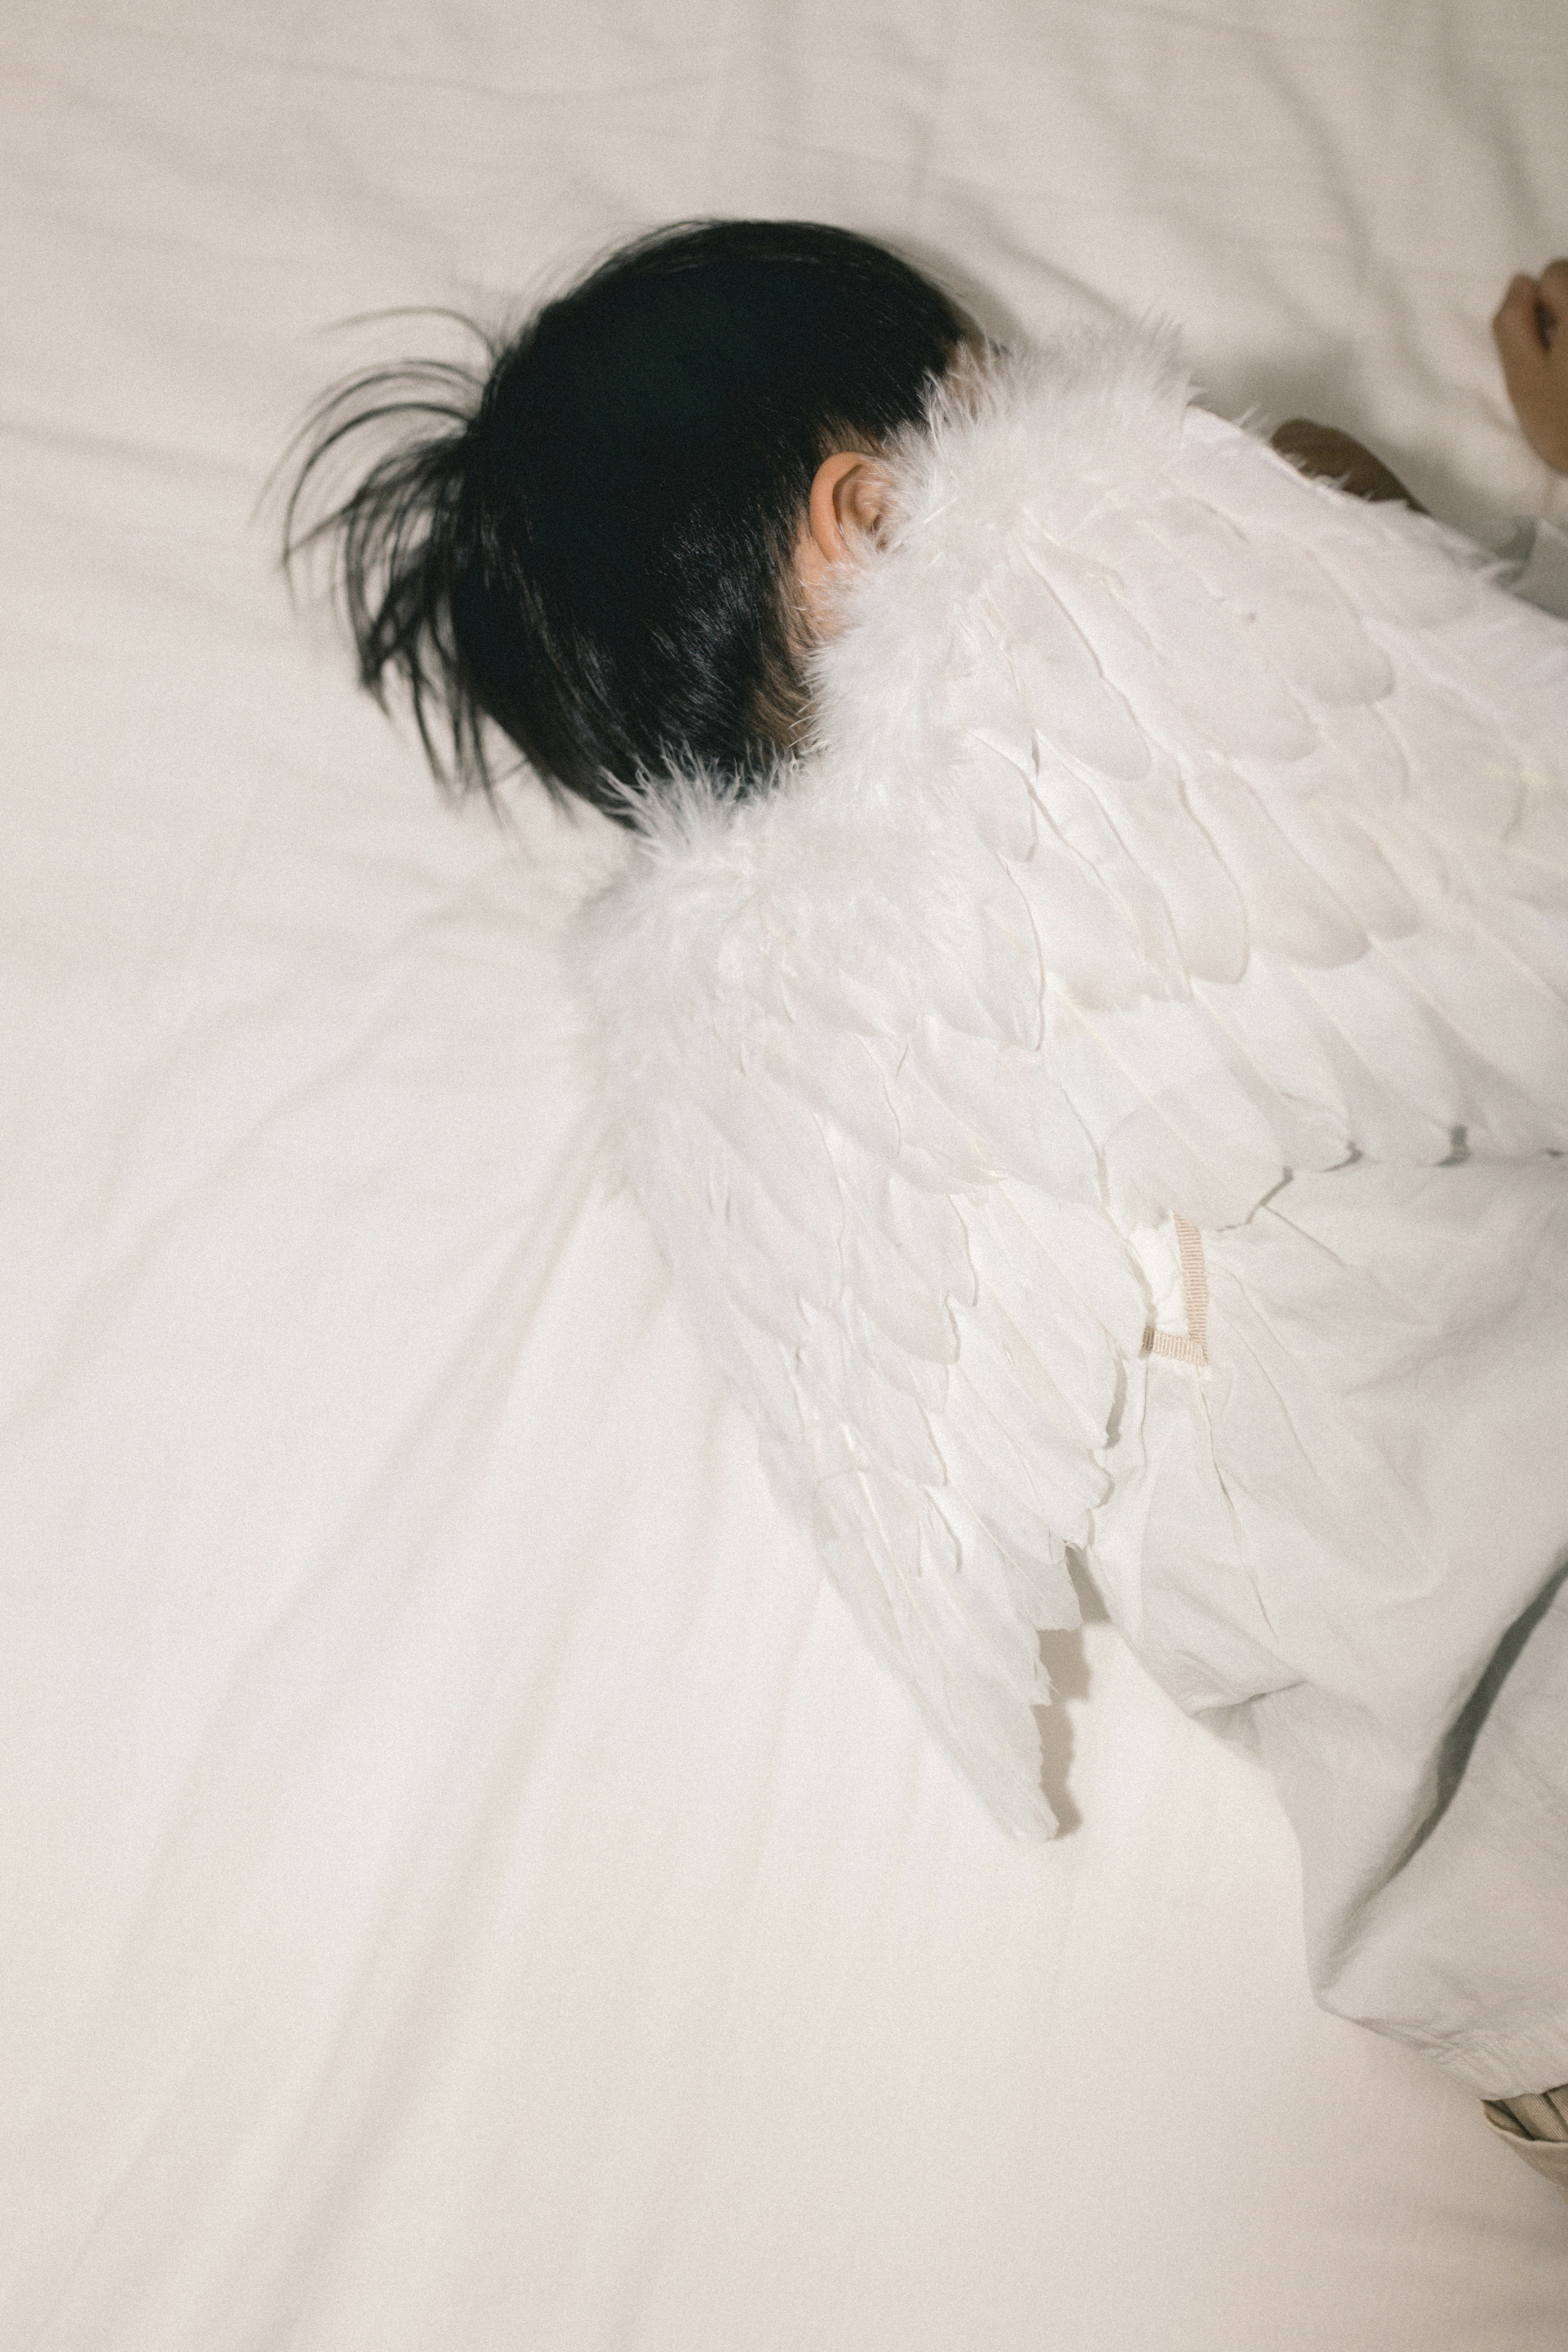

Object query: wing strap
[1143,1216,1210,1367]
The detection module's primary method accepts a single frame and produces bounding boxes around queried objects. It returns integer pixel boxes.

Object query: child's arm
[1493,263,1568,472]
[1268,420,1422,509]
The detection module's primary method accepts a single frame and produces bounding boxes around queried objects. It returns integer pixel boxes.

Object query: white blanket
[4,3,1567,2344]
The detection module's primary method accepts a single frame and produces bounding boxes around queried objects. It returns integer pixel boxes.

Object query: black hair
[282,220,966,820]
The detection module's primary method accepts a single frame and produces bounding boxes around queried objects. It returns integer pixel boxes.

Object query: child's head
[285,220,967,818]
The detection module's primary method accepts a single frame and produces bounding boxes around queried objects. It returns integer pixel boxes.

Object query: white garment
[1092,1160,1568,2094]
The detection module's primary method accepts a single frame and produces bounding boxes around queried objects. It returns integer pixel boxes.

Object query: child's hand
[1492,264,1568,473]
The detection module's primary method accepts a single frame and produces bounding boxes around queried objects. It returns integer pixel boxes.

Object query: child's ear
[795,450,892,637]
[807,450,891,564]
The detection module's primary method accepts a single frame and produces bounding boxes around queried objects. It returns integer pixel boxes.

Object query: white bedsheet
[3,4,1566,2345]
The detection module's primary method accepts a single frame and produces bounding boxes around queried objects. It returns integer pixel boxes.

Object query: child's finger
[1493,276,1549,396]
[1537,258,1568,340]
[1494,265,1568,471]
[1493,273,1544,354]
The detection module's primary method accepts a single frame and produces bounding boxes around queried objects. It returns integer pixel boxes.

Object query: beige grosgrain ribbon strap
[1142,1215,1209,1368]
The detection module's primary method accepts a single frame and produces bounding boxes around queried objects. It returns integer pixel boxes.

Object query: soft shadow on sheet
[1034,1546,1110,1835]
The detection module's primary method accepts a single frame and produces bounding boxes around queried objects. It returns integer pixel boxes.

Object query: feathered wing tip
[277,332,514,801]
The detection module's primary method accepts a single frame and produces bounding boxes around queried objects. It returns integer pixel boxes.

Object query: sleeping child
[285,220,1568,2200]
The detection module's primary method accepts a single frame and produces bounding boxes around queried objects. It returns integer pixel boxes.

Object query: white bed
[3,4,1566,2345]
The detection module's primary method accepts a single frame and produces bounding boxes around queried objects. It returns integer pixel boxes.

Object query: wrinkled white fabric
[1094,1160,1568,2094]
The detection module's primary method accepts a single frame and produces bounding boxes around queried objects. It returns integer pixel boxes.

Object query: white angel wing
[577,779,1143,1835]
[575,328,1568,1837]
